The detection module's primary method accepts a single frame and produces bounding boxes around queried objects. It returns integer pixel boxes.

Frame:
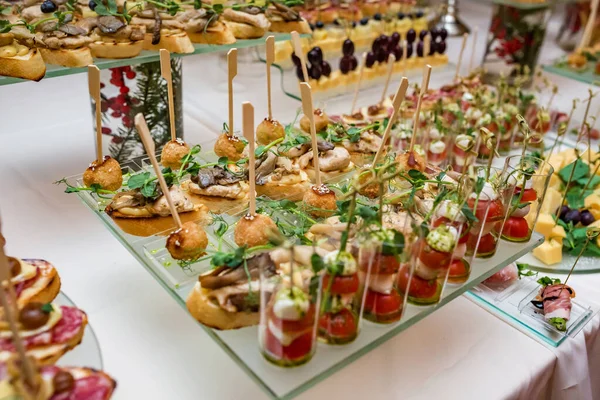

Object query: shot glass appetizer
[500,155,554,242]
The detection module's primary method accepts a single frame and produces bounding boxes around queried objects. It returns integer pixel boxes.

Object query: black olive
[530,300,544,310]
[360,17,369,25]
[396,12,405,19]
[315,21,324,29]
[19,302,51,330]
[373,13,381,21]
[415,10,424,18]
[88,0,97,10]
[40,0,57,13]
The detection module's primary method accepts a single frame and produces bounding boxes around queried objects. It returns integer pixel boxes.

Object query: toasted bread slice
[224,21,266,40]
[187,27,236,45]
[0,48,46,81]
[142,32,194,54]
[18,259,61,308]
[31,311,88,366]
[268,19,311,34]
[39,47,93,68]
[89,40,144,59]
[186,282,258,330]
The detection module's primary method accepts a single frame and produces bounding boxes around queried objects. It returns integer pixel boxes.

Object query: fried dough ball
[256,118,285,145]
[166,221,208,260]
[234,213,279,248]
[300,109,329,133]
[567,53,587,68]
[303,184,337,218]
[214,133,246,161]
[395,150,426,172]
[161,139,190,170]
[356,168,384,199]
[83,156,123,191]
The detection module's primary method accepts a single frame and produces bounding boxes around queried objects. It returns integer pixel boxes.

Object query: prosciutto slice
[541,284,572,323]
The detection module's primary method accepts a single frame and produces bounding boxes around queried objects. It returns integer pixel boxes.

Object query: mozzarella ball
[300,109,329,133]
[303,185,337,218]
[161,139,190,170]
[214,133,246,161]
[234,213,279,248]
[166,221,208,260]
[83,156,123,191]
[256,118,285,145]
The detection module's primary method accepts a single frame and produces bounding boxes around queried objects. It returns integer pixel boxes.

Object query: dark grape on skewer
[419,30,428,41]
[348,55,358,71]
[393,45,402,61]
[439,28,448,41]
[307,47,323,64]
[291,53,301,66]
[296,65,305,81]
[342,39,355,56]
[416,41,424,57]
[365,51,376,68]
[436,41,447,55]
[390,32,400,47]
[309,64,322,80]
[406,42,413,58]
[372,37,382,53]
[377,48,387,63]
[339,55,352,74]
[320,61,332,77]
[406,29,417,43]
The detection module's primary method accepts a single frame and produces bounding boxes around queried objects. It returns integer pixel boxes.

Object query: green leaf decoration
[128,172,150,189]
[558,159,589,184]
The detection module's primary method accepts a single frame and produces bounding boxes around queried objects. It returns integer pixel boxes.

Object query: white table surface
[0,1,599,399]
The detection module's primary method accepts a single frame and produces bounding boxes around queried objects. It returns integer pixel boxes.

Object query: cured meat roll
[532,277,575,332]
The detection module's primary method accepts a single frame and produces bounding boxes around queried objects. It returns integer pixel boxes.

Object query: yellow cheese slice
[10,259,37,284]
[0,305,62,339]
[540,187,561,214]
[584,194,600,211]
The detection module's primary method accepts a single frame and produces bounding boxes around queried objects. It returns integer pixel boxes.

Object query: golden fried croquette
[161,139,190,170]
[256,118,285,145]
[300,109,329,133]
[83,156,123,191]
[214,133,246,161]
[356,167,384,199]
[166,221,208,260]
[303,184,337,218]
[234,213,279,248]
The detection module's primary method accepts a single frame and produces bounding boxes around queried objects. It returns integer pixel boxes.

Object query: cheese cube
[534,213,556,238]
[540,187,562,214]
[584,194,600,211]
[590,209,600,221]
[548,173,562,190]
[549,225,566,244]
[532,239,563,265]
[546,154,564,171]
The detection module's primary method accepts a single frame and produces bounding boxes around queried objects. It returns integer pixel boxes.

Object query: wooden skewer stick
[242,102,257,215]
[0,247,38,395]
[578,0,599,51]
[265,35,275,120]
[291,31,309,83]
[409,65,432,153]
[546,85,557,112]
[560,227,600,294]
[299,82,321,186]
[227,48,238,136]
[423,34,431,60]
[578,90,594,142]
[135,113,182,229]
[350,52,367,115]
[374,77,409,165]
[87,65,102,163]
[380,53,396,105]
[454,33,469,81]
[160,50,177,142]
[468,26,478,74]
[402,40,408,77]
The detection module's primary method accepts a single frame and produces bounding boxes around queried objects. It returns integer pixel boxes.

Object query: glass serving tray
[543,60,600,87]
[55,291,104,370]
[64,148,544,399]
[0,32,306,87]
[466,275,599,347]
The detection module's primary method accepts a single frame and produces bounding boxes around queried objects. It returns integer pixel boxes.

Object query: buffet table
[0,1,599,399]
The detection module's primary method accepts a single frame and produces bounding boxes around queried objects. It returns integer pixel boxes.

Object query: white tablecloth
[0,1,599,399]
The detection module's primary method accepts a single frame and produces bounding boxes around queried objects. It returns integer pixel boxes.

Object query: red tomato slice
[268,305,315,333]
[514,188,537,202]
[449,259,468,276]
[359,251,400,274]
[477,233,497,255]
[363,289,402,316]
[397,265,438,299]
[502,216,530,239]
[322,273,359,295]
[264,329,314,361]
[318,308,357,339]
[417,240,452,269]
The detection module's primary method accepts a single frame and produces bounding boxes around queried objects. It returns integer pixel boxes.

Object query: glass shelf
[62,147,544,399]
[0,32,303,87]
[466,275,599,347]
[543,61,600,86]
[482,0,578,10]
[55,291,104,370]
